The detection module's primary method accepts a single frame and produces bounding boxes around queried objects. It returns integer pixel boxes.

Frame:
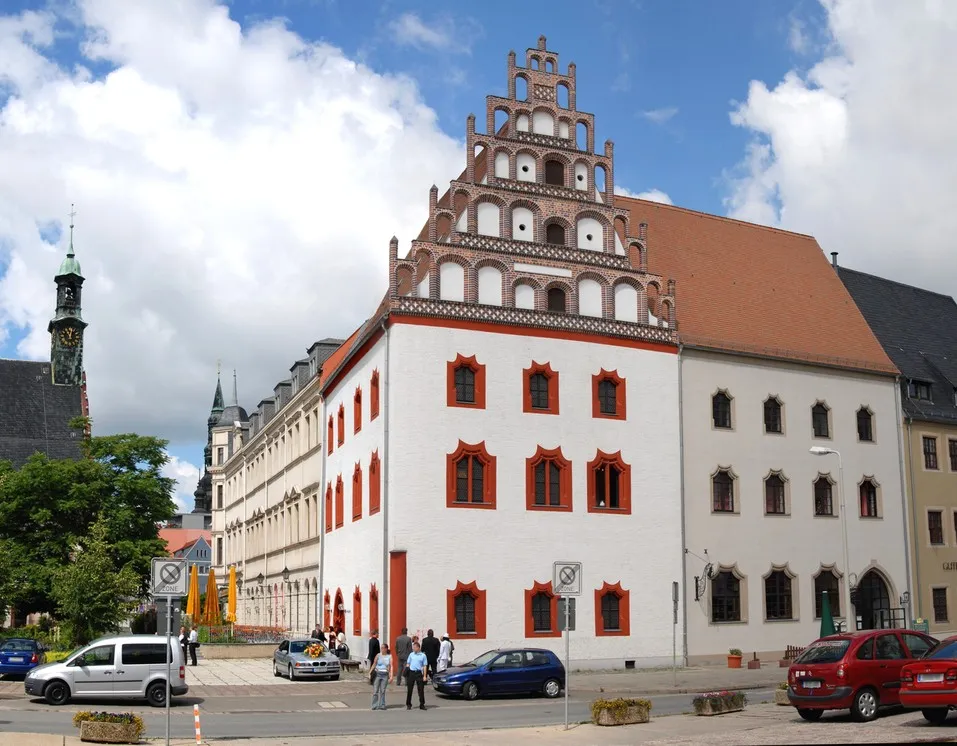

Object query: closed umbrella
[185,564,201,620]
[820,590,836,637]
[202,567,222,626]
[227,566,237,623]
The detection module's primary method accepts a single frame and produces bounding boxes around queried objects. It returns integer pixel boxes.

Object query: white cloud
[162,454,201,514]
[788,14,809,54]
[0,0,464,444]
[641,107,678,125]
[388,12,478,53]
[615,186,673,205]
[725,0,957,292]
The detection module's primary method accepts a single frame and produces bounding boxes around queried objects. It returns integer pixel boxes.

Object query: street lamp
[810,446,854,632]
[282,567,290,582]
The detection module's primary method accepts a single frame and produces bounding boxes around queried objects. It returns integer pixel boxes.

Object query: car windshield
[926,640,957,660]
[794,639,850,664]
[463,651,500,667]
[1,640,35,651]
[289,642,312,654]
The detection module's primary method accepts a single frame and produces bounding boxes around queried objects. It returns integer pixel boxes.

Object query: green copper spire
[57,204,83,277]
[211,360,225,413]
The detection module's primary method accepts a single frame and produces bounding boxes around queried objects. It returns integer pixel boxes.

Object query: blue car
[431,648,565,700]
[0,638,47,676]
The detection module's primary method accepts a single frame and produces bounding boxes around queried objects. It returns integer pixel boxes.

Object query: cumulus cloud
[163,454,201,514]
[615,186,673,205]
[641,107,678,125]
[725,0,957,293]
[388,12,479,53]
[0,1,464,455]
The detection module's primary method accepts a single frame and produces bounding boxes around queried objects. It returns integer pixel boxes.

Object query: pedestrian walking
[178,626,188,662]
[188,626,199,666]
[370,643,393,711]
[421,629,440,680]
[404,641,428,710]
[437,634,452,673]
[394,628,412,686]
[310,624,325,642]
[367,630,381,684]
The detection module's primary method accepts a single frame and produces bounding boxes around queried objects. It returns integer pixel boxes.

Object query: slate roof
[0,359,84,468]
[838,267,957,425]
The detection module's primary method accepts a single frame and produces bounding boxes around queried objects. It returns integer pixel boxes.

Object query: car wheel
[543,678,562,698]
[922,708,949,725]
[273,661,281,677]
[797,708,823,722]
[851,687,879,722]
[463,681,479,701]
[146,681,167,708]
[288,664,296,681]
[43,680,70,706]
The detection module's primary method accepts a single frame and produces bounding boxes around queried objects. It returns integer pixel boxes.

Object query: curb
[576,681,780,696]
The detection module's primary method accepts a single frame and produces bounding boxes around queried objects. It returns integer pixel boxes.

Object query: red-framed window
[524,580,560,638]
[523,361,559,415]
[354,387,362,434]
[446,440,497,509]
[369,450,381,515]
[447,354,487,409]
[352,462,362,521]
[525,445,572,511]
[447,580,487,639]
[587,449,632,514]
[595,581,631,636]
[334,475,344,528]
[370,370,380,420]
[592,369,627,419]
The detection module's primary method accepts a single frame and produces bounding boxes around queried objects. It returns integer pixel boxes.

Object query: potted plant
[692,690,747,716]
[775,681,790,706]
[727,647,743,668]
[73,712,144,744]
[747,652,762,669]
[591,697,652,726]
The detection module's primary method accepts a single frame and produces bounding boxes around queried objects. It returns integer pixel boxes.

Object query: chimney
[830,252,839,268]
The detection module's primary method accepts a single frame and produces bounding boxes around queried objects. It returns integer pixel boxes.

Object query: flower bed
[73,712,144,744]
[591,697,651,726]
[692,690,747,716]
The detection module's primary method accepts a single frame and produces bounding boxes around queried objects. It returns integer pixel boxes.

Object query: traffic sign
[151,558,188,596]
[558,598,576,631]
[553,561,582,596]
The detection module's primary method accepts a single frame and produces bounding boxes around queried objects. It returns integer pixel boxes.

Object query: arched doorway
[857,570,892,630]
[333,588,345,633]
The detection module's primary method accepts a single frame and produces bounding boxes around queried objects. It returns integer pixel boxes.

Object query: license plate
[918,673,944,683]
[803,680,822,689]
[7,657,23,663]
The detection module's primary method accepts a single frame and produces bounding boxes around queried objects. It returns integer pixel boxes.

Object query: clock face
[59,327,80,348]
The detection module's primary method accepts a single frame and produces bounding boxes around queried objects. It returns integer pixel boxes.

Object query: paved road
[0,687,777,739]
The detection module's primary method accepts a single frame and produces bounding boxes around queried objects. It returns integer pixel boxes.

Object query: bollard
[194,703,202,744]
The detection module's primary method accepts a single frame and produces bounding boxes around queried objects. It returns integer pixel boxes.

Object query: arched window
[857,407,874,442]
[547,287,566,313]
[765,570,793,620]
[712,391,732,429]
[860,479,879,517]
[546,223,566,245]
[711,571,741,622]
[544,160,565,186]
[531,592,552,632]
[712,470,734,512]
[814,476,833,516]
[814,570,841,618]
[812,402,830,438]
[764,397,782,434]
[446,441,497,509]
[764,473,786,515]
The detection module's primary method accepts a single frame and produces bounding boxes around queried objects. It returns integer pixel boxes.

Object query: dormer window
[908,380,933,401]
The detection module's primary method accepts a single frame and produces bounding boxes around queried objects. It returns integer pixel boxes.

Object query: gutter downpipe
[380,318,392,647]
[901,391,921,623]
[318,394,327,633]
[677,344,688,664]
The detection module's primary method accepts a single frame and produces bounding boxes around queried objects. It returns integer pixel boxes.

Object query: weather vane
[68,203,77,250]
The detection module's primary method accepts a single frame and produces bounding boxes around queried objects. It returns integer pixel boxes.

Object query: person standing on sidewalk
[188,626,199,666]
[437,634,452,673]
[394,628,412,686]
[370,643,393,711]
[178,626,189,663]
[404,641,428,711]
[420,629,440,680]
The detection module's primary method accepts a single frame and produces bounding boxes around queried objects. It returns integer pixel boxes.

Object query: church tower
[47,206,88,387]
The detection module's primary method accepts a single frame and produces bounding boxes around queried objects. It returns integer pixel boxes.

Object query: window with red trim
[337,404,345,446]
[592,369,627,419]
[523,362,559,414]
[595,581,631,636]
[369,583,379,633]
[447,580,487,639]
[324,483,332,533]
[524,581,560,638]
[327,416,333,454]
[446,441,497,509]
[334,475,344,528]
[354,387,362,434]
[447,354,486,409]
[525,446,572,511]
[369,450,381,515]
[323,590,331,628]
[353,586,362,636]
[587,450,632,514]
[370,370,380,420]
[352,462,362,521]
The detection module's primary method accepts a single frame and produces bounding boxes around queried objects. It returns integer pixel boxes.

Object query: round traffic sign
[160,563,182,586]
[559,566,576,586]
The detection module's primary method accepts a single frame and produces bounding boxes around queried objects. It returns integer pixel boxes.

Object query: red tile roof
[159,528,211,555]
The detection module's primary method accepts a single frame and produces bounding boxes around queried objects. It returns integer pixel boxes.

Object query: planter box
[774,689,790,706]
[79,720,140,744]
[747,659,762,670]
[595,704,650,726]
[779,659,790,667]
[697,701,744,716]
[727,655,742,669]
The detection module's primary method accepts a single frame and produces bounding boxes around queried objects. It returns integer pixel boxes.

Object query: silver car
[273,639,340,681]
[24,634,188,706]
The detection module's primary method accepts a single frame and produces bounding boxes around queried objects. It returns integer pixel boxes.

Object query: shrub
[728,648,743,657]
[691,690,747,714]
[591,697,652,723]
[778,681,788,690]
[72,712,144,741]
[45,651,70,663]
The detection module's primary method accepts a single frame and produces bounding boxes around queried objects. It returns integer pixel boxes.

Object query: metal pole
[672,580,678,686]
[563,596,570,731]
[837,452,854,632]
[165,596,172,746]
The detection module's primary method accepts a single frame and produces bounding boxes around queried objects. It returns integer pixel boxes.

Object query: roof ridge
[839,266,957,303]
[613,195,817,242]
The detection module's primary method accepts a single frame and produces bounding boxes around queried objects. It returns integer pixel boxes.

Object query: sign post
[672,581,679,686]
[553,561,581,732]
[152,558,188,746]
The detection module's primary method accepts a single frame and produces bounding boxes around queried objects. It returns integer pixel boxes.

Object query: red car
[787,629,937,722]
[900,635,957,724]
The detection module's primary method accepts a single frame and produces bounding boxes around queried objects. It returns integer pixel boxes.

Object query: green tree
[52,517,140,645]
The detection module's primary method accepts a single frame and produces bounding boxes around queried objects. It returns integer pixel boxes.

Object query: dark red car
[900,635,957,724]
[787,629,937,722]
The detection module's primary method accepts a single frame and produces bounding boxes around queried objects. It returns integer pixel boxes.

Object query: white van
[24,634,188,706]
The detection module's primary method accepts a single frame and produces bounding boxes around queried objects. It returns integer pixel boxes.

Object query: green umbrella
[820,590,836,637]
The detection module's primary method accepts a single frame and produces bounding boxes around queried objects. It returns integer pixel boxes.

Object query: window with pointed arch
[712,469,735,513]
[595,581,630,636]
[587,450,631,514]
[764,569,794,620]
[764,396,783,434]
[592,369,627,419]
[327,416,334,455]
[447,354,486,409]
[710,570,743,623]
[712,390,733,429]
[369,584,379,633]
[814,476,834,516]
[334,475,344,529]
[354,387,362,434]
[860,478,880,518]
[337,404,345,446]
[857,406,874,442]
[370,370,380,420]
[447,441,497,509]
[324,483,333,533]
[523,362,559,414]
[525,446,572,511]
[814,569,841,618]
[447,580,487,639]
[524,581,559,637]
[352,586,362,636]
[764,472,787,515]
[369,450,381,515]
[352,462,362,521]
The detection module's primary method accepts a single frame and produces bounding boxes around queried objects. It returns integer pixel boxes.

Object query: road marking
[317,701,348,709]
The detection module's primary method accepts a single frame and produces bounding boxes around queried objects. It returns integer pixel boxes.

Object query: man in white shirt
[188,627,199,666]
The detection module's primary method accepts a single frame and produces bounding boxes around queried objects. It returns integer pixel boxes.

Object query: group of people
[366,628,454,711]
[309,624,350,658]
[177,625,199,666]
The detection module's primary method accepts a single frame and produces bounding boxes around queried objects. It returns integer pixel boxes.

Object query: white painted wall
[578,279,602,317]
[515,283,535,309]
[558,121,570,139]
[478,267,503,306]
[512,207,534,242]
[439,263,465,302]
[476,203,500,237]
[416,274,429,298]
[517,154,536,183]
[494,153,509,179]
[615,231,625,256]
[532,111,554,136]
[682,350,909,660]
[577,218,603,251]
[385,323,683,668]
[614,284,638,323]
[516,114,530,132]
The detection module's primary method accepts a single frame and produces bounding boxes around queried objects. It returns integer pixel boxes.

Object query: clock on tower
[47,207,88,387]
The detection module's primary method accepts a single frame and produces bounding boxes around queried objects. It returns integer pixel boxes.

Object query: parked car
[273,639,341,681]
[900,635,957,724]
[431,648,565,700]
[24,634,188,707]
[0,638,47,676]
[787,629,937,722]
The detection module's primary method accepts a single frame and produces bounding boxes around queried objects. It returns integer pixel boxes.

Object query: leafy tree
[52,517,140,645]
